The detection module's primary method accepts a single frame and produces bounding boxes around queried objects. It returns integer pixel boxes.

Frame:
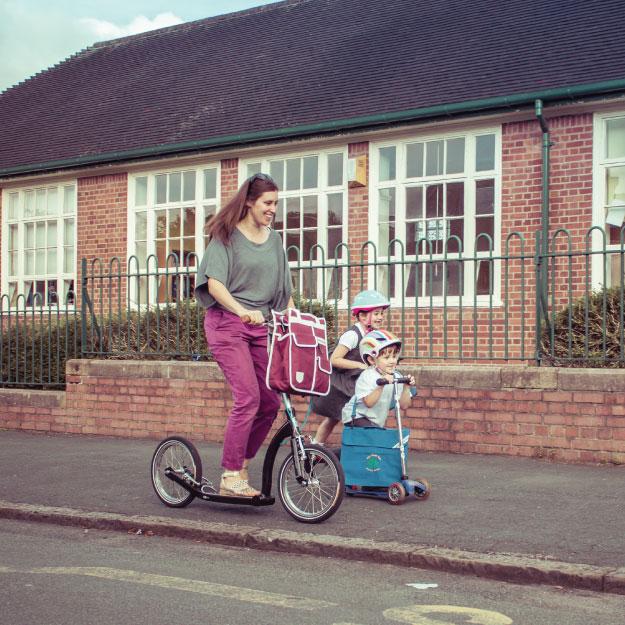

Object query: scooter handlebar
[376,376,412,386]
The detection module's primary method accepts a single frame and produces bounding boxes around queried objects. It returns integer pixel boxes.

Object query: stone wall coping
[61,360,625,392]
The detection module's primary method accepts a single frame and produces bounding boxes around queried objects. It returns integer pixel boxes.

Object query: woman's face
[246,191,278,228]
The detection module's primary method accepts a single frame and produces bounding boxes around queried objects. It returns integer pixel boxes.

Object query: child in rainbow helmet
[310,290,390,445]
[341,329,416,428]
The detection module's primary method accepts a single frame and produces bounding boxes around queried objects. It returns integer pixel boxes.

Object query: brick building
[2,0,625,361]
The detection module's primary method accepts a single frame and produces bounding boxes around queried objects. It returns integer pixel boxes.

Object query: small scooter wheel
[413,477,431,500]
[387,482,406,505]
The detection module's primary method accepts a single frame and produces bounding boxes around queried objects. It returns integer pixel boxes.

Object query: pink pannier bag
[266,308,332,396]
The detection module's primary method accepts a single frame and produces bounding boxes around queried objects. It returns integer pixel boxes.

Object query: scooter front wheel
[413,477,431,500]
[151,436,202,508]
[278,443,344,523]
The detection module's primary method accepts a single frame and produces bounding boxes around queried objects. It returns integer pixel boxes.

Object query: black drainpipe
[534,99,552,364]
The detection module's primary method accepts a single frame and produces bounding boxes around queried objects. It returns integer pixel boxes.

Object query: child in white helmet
[310,290,390,445]
[342,329,416,428]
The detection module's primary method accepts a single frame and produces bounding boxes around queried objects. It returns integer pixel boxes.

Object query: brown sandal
[219,471,259,497]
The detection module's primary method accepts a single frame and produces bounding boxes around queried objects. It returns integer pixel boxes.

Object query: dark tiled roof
[2,0,625,175]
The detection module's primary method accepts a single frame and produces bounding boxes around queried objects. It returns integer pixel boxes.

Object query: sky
[0,0,281,92]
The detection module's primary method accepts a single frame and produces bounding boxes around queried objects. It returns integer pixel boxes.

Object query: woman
[195,173,294,497]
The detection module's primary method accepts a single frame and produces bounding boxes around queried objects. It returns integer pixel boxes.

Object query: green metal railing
[3,227,625,389]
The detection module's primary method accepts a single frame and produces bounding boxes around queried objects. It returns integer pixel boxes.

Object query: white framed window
[1,182,77,308]
[128,164,219,304]
[370,130,500,304]
[242,149,348,301]
[593,111,625,288]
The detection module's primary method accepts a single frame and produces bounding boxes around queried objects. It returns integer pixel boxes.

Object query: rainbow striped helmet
[359,329,402,362]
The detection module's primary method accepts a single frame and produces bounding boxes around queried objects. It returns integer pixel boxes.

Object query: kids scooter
[342,375,431,505]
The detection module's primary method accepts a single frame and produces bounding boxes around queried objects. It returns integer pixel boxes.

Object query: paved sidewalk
[1,429,624,593]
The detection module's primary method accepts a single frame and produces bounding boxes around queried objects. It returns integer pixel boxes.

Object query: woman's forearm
[207,278,246,316]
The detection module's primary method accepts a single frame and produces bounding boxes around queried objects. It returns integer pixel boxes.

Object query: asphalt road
[1,520,624,625]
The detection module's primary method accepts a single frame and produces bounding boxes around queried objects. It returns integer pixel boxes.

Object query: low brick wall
[1,360,624,464]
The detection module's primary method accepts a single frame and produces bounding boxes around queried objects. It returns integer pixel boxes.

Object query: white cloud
[79,12,183,41]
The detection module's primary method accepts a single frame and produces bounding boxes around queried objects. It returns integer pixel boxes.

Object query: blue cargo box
[341,426,410,487]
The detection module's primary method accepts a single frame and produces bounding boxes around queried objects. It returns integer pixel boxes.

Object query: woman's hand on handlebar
[240,310,265,325]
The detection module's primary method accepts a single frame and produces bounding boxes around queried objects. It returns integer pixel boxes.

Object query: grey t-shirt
[195,227,292,318]
[341,367,405,428]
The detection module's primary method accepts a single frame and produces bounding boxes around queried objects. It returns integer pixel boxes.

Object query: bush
[541,286,625,367]
[1,296,338,388]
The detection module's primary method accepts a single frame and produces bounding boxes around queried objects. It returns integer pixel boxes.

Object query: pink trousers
[203,307,281,470]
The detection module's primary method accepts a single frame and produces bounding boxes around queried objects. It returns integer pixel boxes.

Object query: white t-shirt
[337,322,368,352]
[341,367,405,428]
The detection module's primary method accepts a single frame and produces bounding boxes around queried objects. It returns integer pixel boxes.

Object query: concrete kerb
[1,500,623,595]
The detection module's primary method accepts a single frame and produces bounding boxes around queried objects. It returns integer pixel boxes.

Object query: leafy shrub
[541,286,625,367]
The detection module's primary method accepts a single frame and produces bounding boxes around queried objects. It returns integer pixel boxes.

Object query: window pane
[379,146,396,181]
[327,193,342,226]
[476,134,496,171]
[47,280,58,305]
[8,224,17,250]
[446,262,462,296]
[426,141,444,176]
[35,249,45,273]
[476,260,492,295]
[446,182,464,216]
[25,252,34,274]
[476,216,494,251]
[286,197,299,228]
[302,156,318,189]
[155,174,167,204]
[425,184,443,218]
[9,283,18,306]
[135,242,147,267]
[184,207,195,236]
[135,212,147,240]
[406,221,419,255]
[378,188,396,222]
[606,166,625,207]
[424,262,444,296]
[47,248,57,273]
[302,195,317,227]
[446,138,465,174]
[327,153,343,186]
[47,188,58,215]
[328,227,342,259]
[286,231,299,261]
[607,118,625,159]
[246,163,261,178]
[269,160,284,189]
[36,189,46,216]
[36,222,45,247]
[8,192,19,220]
[448,219,464,252]
[25,191,34,217]
[406,143,424,178]
[303,228,317,261]
[63,186,75,214]
[476,179,495,214]
[156,209,167,239]
[169,209,181,237]
[286,158,301,190]
[183,171,196,202]
[26,223,35,247]
[273,199,284,231]
[47,222,57,246]
[64,246,74,273]
[203,169,217,199]
[9,252,17,275]
[406,186,423,220]
[169,172,181,202]
[135,177,148,206]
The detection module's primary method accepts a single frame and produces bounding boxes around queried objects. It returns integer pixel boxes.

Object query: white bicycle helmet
[351,290,390,317]
[359,329,402,362]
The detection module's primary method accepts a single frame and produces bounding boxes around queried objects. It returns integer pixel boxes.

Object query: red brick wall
[1,360,623,464]
[220,158,239,205]
[77,173,128,310]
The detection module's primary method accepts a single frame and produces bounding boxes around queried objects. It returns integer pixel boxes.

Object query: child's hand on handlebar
[240,310,265,325]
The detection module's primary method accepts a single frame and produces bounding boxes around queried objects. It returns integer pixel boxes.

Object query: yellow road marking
[384,605,513,625]
[25,566,335,610]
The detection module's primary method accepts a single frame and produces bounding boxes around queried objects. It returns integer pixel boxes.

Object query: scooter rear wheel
[151,436,202,508]
[278,444,344,523]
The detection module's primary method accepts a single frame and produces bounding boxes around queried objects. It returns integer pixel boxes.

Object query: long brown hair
[205,173,278,243]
